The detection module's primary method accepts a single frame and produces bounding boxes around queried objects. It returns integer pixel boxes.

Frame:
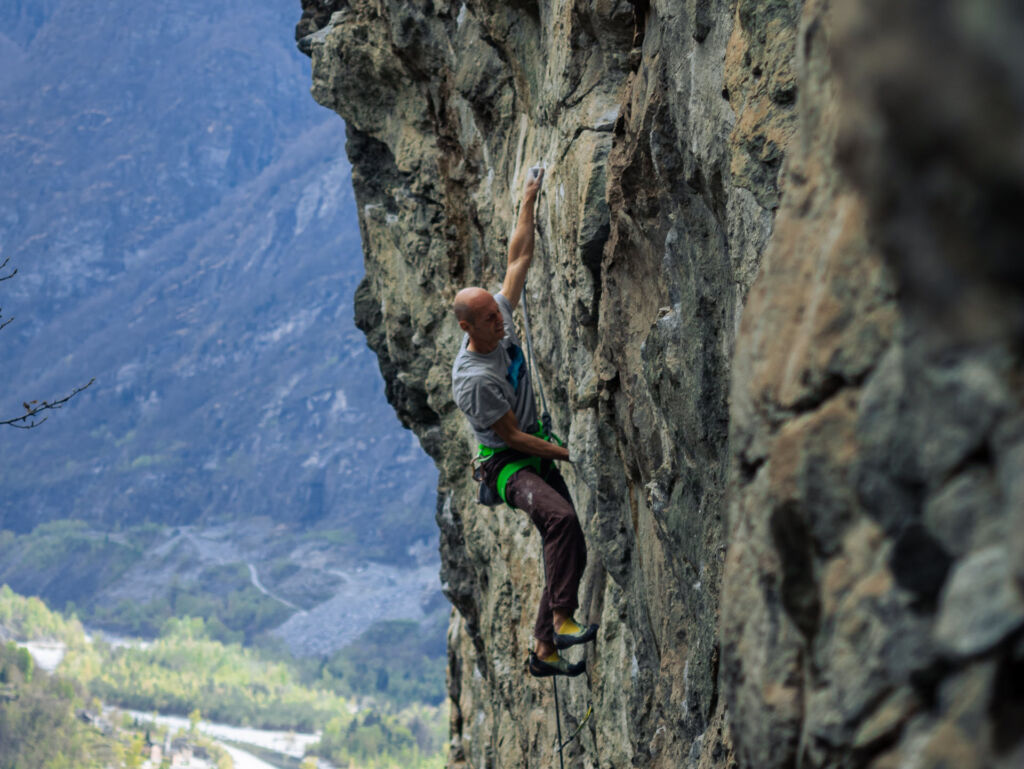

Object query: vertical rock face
[298,1,1023,767]
[724,3,1024,768]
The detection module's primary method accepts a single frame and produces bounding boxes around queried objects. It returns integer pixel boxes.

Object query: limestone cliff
[297,1,1024,767]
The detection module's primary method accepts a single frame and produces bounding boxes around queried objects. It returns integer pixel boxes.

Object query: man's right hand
[525,166,544,198]
[491,409,569,461]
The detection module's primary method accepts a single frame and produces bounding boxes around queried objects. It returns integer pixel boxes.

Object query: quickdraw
[554,699,593,755]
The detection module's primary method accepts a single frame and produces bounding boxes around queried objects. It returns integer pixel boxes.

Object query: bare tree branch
[1,378,96,429]
[2,257,95,428]
[1,256,14,328]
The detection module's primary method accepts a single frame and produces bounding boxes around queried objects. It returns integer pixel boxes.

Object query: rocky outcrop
[298,1,1023,767]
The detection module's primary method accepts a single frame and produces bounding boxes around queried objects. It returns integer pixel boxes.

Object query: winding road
[246,562,305,614]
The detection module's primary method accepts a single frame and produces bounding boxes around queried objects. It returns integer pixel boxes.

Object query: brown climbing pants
[504,466,587,645]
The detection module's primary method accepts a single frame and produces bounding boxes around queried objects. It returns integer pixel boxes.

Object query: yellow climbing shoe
[554,617,599,649]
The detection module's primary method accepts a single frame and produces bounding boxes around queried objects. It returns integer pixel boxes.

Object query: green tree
[124,734,145,768]
[0,644,101,768]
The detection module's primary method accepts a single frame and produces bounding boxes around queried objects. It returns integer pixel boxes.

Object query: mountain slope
[0,0,437,559]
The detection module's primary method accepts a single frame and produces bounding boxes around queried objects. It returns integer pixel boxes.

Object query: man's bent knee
[547,508,580,532]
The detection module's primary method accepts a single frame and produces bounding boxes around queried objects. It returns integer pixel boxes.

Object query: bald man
[451,169,597,678]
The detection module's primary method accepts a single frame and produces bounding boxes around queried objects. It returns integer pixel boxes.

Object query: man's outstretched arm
[501,168,544,310]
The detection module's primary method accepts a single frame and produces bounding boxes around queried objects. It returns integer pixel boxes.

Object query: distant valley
[0,517,446,657]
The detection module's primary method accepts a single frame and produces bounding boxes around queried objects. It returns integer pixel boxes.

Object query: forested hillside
[0,585,448,768]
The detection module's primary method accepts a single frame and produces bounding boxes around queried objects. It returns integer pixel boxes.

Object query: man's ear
[458,319,471,333]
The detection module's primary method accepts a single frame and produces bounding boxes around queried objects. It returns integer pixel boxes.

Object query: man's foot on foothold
[553,617,599,649]
[528,651,585,678]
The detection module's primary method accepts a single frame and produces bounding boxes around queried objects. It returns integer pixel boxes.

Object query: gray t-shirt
[452,292,538,448]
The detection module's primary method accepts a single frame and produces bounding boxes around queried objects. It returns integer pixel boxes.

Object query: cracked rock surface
[297,1,1024,767]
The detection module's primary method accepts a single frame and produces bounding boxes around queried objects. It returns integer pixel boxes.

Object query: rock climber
[451,168,598,678]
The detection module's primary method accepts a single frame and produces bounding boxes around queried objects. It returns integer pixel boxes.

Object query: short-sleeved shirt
[452,292,538,448]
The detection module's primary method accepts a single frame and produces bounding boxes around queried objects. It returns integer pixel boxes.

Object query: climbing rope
[553,676,566,769]
[520,286,552,436]
[520,164,552,436]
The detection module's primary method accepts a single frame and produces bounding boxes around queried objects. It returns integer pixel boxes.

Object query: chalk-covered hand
[525,165,544,198]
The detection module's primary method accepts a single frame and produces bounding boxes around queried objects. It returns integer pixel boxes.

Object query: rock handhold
[935,546,1024,659]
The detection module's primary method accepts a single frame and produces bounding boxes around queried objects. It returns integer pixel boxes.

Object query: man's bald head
[453,286,493,323]
[454,287,505,353]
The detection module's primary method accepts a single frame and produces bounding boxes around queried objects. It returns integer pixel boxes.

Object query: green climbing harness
[477,419,563,505]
